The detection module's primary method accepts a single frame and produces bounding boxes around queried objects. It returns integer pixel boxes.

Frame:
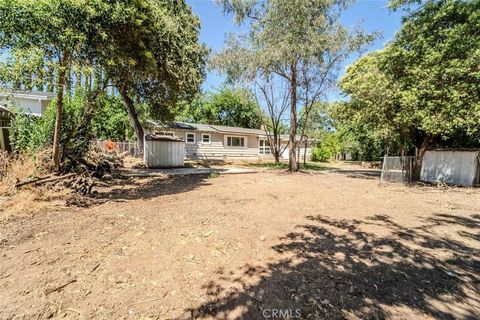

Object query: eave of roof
[0,88,55,100]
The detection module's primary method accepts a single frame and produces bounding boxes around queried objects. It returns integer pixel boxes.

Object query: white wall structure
[0,90,54,116]
[144,136,185,168]
[421,150,480,186]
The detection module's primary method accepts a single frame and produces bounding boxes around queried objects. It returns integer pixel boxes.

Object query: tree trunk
[75,69,82,92]
[296,143,301,169]
[303,141,308,166]
[52,54,68,170]
[288,62,298,172]
[36,66,44,92]
[65,66,71,98]
[46,58,55,92]
[119,86,144,154]
[413,134,433,181]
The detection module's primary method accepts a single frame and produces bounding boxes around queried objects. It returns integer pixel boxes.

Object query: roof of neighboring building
[0,105,12,118]
[0,88,55,100]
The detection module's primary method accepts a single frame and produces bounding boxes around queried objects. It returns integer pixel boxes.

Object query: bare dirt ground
[0,170,479,319]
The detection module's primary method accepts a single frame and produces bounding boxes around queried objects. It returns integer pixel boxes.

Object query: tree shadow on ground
[186,213,480,319]
[88,174,211,205]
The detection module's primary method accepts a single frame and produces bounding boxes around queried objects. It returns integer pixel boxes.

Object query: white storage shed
[144,135,185,168]
[420,150,480,186]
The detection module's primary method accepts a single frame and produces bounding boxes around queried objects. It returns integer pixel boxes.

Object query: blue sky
[186,0,405,99]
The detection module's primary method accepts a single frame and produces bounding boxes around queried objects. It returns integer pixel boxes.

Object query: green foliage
[311,133,340,162]
[10,94,84,154]
[90,95,137,141]
[176,87,263,128]
[0,0,208,160]
[339,0,480,155]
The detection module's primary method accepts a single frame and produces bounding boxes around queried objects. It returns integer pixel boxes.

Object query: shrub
[9,94,84,155]
[311,133,340,162]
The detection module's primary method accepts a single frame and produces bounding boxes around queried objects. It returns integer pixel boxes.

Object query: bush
[9,94,84,155]
[311,147,331,162]
[311,133,340,162]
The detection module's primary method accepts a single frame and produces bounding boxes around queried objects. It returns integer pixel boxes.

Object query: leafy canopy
[176,87,263,129]
[339,0,480,152]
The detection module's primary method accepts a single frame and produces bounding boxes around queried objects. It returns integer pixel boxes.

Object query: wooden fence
[90,140,141,157]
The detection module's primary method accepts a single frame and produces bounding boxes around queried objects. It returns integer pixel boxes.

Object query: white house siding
[0,97,47,116]
[148,127,312,161]
[171,130,258,160]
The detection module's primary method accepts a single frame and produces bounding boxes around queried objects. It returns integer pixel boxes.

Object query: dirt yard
[1,170,479,319]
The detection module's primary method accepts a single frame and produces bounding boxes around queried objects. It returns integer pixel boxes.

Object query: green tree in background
[176,87,263,129]
[90,95,149,141]
[0,0,207,166]
[339,0,480,178]
[212,0,374,172]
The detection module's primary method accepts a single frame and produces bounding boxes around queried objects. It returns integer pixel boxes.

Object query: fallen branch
[15,173,76,188]
[45,278,77,294]
[14,175,53,188]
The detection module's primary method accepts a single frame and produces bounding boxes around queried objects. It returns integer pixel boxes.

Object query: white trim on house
[259,139,271,155]
[224,135,247,148]
[201,133,211,144]
[185,132,195,144]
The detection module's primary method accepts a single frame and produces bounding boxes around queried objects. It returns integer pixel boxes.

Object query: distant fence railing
[380,156,415,184]
[90,140,141,157]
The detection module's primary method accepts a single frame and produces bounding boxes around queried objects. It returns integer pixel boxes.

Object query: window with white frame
[202,133,211,144]
[226,136,245,147]
[259,139,271,154]
[186,132,195,144]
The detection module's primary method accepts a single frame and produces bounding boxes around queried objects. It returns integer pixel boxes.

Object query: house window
[186,132,195,144]
[155,131,174,137]
[226,136,245,147]
[202,133,211,144]
[259,139,271,155]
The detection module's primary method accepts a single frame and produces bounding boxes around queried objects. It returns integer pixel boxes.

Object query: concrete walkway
[125,167,259,177]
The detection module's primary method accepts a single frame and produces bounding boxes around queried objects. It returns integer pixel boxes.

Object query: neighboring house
[149,121,311,161]
[0,106,12,152]
[0,89,55,116]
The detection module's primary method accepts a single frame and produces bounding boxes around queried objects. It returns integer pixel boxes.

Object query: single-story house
[0,89,55,116]
[148,121,311,161]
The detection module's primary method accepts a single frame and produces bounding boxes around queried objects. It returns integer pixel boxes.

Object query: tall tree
[0,0,94,169]
[95,0,208,153]
[213,0,373,171]
[176,87,263,129]
[340,0,480,179]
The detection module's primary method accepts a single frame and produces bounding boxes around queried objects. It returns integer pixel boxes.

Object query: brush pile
[1,147,124,197]
[0,148,126,220]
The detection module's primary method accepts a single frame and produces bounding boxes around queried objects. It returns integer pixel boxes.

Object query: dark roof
[209,124,266,135]
[0,105,12,119]
[171,121,267,135]
[151,121,306,141]
[145,134,183,142]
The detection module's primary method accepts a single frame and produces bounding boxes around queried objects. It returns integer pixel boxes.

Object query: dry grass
[0,151,51,195]
[0,150,71,222]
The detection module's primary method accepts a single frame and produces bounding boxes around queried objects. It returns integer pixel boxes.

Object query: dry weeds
[0,150,72,222]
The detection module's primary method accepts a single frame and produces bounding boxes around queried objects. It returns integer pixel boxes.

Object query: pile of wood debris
[14,153,124,196]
